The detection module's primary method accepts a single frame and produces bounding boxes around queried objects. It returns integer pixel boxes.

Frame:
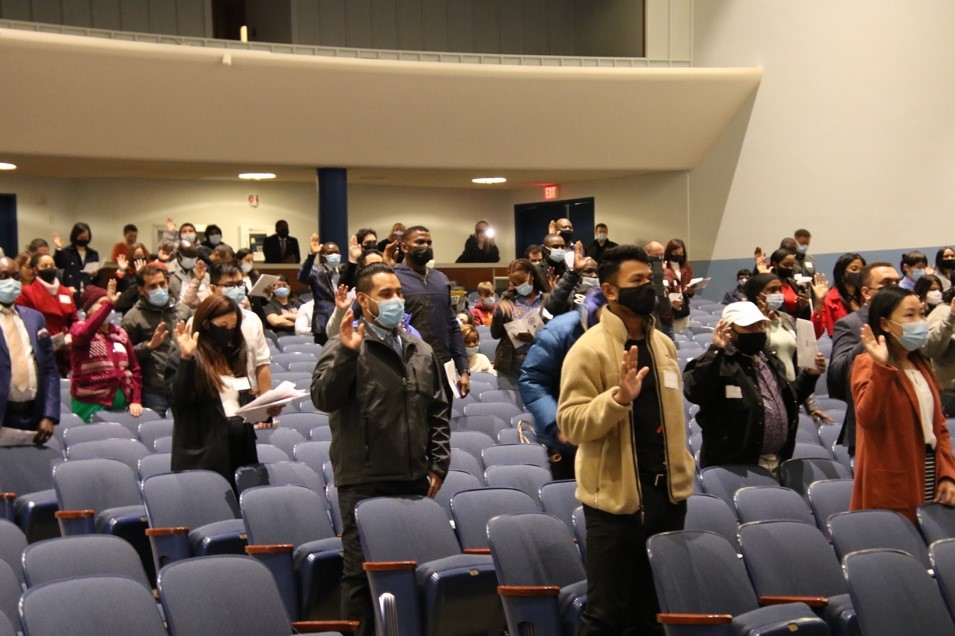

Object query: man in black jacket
[827,262,900,453]
[683,301,824,474]
[262,220,301,264]
[311,262,451,636]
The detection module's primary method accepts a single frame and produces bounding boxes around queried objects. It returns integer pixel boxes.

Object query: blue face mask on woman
[371,297,405,329]
[890,320,929,351]
[516,282,534,297]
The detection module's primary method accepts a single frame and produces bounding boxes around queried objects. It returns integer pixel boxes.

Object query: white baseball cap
[721,302,769,327]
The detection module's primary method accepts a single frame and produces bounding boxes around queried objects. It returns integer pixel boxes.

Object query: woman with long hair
[491,259,550,389]
[170,295,260,489]
[852,285,955,521]
[810,252,866,338]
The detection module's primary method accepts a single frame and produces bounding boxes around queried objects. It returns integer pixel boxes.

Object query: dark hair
[275,220,288,231]
[356,262,396,294]
[356,228,377,245]
[69,222,92,245]
[900,250,928,270]
[861,262,896,289]
[779,237,797,251]
[123,224,138,234]
[936,247,955,272]
[403,225,429,239]
[178,223,196,234]
[192,296,247,399]
[794,229,812,239]
[136,264,169,288]
[542,233,563,247]
[914,274,943,302]
[744,273,779,302]
[505,259,550,297]
[736,268,752,279]
[664,239,688,262]
[524,245,542,257]
[769,248,795,267]
[235,248,254,262]
[27,238,49,253]
[597,245,650,285]
[358,249,383,268]
[177,241,198,258]
[867,286,923,365]
[209,263,242,286]
[832,253,866,308]
[211,244,235,263]
[205,224,222,237]
[29,252,54,269]
[595,223,608,231]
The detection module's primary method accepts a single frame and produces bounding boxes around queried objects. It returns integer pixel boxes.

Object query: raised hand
[548,219,557,235]
[383,240,399,266]
[116,254,128,272]
[812,273,830,304]
[166,217,177,232]
[133,258,147,273]
[193,258,207,280]
[310,233,322,255]
[339,309,365,350]
[147,322,169,350]
[348,234,362,263]
[334,284,351,311]
[106,278,120,303]
[860,323,889,365]
[712,319,733,349]
[572,241,587,271]
[614,346,650,405]
[175,320,199,359]
[51,232,64,249]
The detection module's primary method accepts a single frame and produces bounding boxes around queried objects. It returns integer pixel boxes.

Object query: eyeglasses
[218,282,243,289]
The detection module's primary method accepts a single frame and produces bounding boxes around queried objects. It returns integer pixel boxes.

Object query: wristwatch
[458,368,471,376]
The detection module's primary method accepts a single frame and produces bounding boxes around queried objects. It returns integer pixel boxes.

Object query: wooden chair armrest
[760,595,829,608]
[497,585,560,597]
[245,544,294,555]
[292,619,361,633]
[363,561,417,571]
[0,492,15,500]
[463,548,491,555]
[657,613,734,625]
[54,509,95,519]
[145,526,190,536]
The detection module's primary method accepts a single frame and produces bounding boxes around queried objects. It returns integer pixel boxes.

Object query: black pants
[337,478,430,636]
[578,475,687,636]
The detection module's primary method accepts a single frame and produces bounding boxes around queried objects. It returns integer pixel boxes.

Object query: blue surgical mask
[796,244,808,255]
[465,345,480,357]
[147,287,169,307]
[516,282,534,297]
[224,286,247,304]
[0,279,22,305]
[325,254,341,268]
[548,248,566,264]
[891,320,929,352]
[371,297,405,329]
[763,293,784,311]
[274,287,290,298]
[579,277,598,290]
[179,233,196,244]
[208,234,222,246]
[911,268,925,282]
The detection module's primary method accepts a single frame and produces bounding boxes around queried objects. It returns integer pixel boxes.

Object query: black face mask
[735,331,767,356]
[775,267,793,280]
[408,246,434,266]
[75,239,90,247]
[361,242,377,251]
[669,255,685,265]
[942,259,955,271]
[559,230,574,245]
[37,269,58,284]
[206,324,236,349]
[276,229,290,239]
[844,272,861,288]
[616,283,656,316]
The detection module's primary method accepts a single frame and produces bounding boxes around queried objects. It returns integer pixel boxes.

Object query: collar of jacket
[599,304,656,341]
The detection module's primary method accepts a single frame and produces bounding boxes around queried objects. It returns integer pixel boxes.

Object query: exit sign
[543,185,559,200]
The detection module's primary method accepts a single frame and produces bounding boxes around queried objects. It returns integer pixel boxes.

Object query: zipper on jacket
[646,336,673,504]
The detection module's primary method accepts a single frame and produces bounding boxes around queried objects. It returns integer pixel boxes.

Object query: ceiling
[0,27,761,189]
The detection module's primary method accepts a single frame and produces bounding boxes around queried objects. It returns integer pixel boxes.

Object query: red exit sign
[543,185,559,200]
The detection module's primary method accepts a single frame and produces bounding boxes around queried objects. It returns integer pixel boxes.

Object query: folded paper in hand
[503,312,544,348]
[235,381,307,423]
[688,277,711,290]
[0,427,38,447]
[248,274,281,298]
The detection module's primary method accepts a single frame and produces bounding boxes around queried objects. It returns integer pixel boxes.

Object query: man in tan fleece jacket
[558,244,694,635]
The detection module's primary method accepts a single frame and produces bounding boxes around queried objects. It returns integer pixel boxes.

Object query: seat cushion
[732,602,830,635]
[415,553,494,588]
[95,504,147,533]
[188,519,247,555]
[293,537,343,570]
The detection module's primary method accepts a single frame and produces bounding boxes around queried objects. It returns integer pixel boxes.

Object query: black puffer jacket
[311,323,451,487]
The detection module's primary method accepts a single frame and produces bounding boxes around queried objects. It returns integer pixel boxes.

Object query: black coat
[53,245,100,292]
[683,345,817,467]
[262,234,300,264]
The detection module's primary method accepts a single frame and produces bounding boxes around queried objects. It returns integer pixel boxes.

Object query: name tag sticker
[664,370,679,390]
[725,385,743,399]
[112,342,125,353]
[58,294,72,304]
[232,377,252,392]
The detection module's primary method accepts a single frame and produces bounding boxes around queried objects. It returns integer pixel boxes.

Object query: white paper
[664,370,679,390]
[58,294,72,304]
[564,250,575,270]
[688,277,711,290]
[51,332,66,349]
[82,261,101,275]
[0,427,39,447]
[794,275,814,286]
[235,380,307,423]
[444,360,461,400]
[796,318,820,370]
[248,274,280,298]
[112,341,125,353]
[725,385,743,399]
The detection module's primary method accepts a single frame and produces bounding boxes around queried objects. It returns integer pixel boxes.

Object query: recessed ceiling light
[238,172,276,180]
[0,163,17,171]
[472,177,506,185]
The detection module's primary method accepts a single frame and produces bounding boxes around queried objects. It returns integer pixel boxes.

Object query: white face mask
[927,290,944,305]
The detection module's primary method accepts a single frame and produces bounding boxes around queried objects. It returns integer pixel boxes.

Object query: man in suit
[828,261,900,454]
[263,220,301,264]
[0,256,59,443]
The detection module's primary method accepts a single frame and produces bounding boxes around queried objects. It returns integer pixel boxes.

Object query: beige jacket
[557,308,694,515]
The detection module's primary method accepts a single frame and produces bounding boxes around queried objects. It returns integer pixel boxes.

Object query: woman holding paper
[169,295,262,490]
[491,259,550,390]
[52,222,100,297]
[17,252,78,377]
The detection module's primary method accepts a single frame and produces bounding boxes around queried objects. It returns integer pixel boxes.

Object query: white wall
[690,0,955,261]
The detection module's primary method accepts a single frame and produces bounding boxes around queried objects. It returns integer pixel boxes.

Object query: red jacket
[69,300,142,407]
[851,353,955,522]
[811,286,852,339]
[16,280,77,335]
